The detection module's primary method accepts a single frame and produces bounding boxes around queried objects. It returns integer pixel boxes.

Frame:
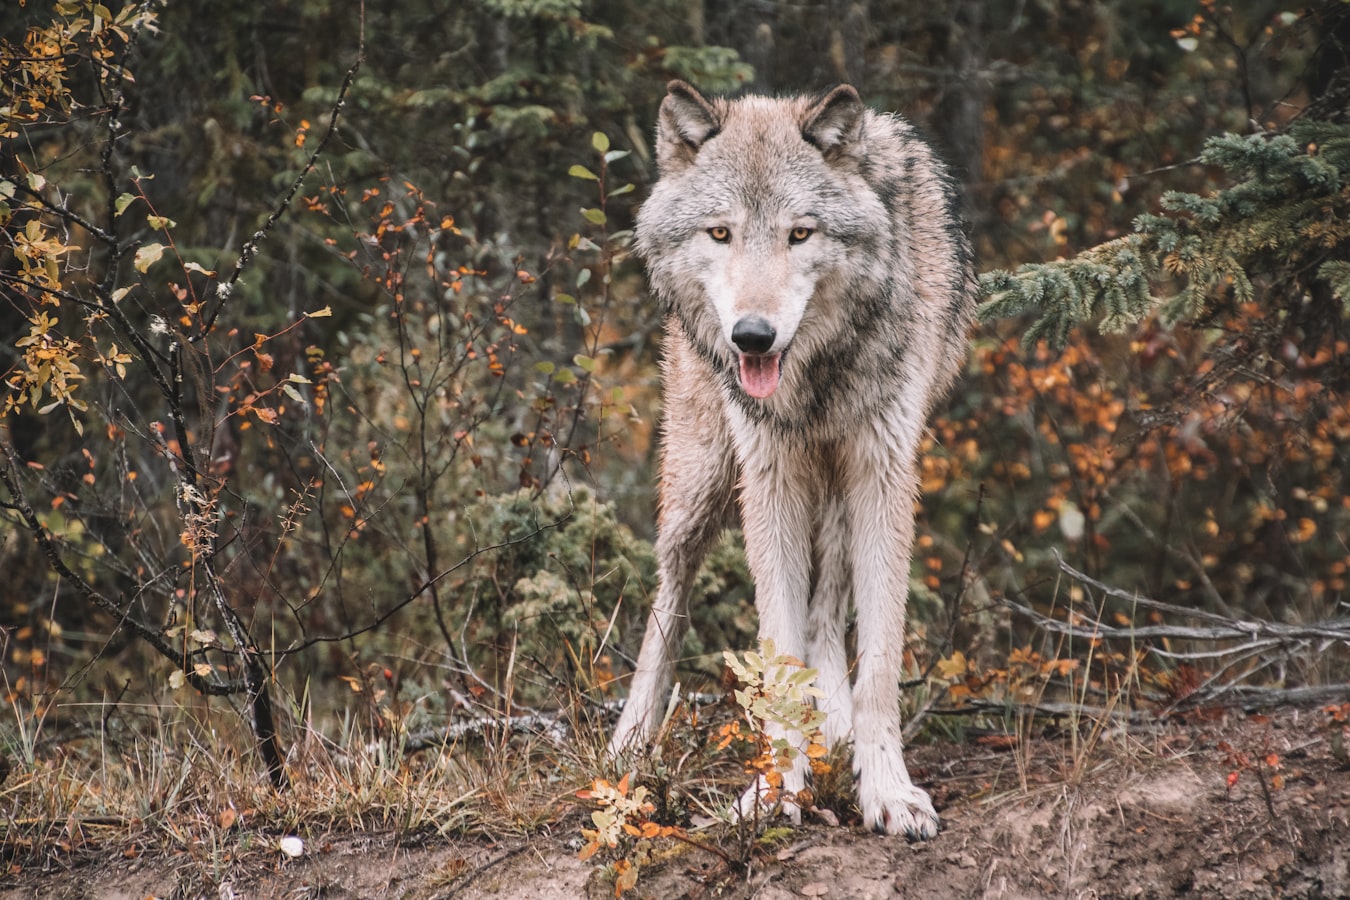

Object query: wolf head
[636,81,889,402]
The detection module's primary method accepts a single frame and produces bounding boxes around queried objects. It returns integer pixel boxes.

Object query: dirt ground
[4,707,1347,899]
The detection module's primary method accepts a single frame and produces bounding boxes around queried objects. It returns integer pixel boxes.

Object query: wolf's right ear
[655,80,721,173]
[802,85,865,161]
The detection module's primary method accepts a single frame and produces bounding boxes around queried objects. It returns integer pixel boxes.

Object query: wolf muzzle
[731,316,783,399]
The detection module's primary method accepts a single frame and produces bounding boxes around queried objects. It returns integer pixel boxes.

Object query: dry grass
[0,665,748,888]
[2,600,1342,897]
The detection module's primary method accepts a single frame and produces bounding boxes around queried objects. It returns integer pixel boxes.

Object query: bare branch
[1044,553,1350,643]
[203,1,367,338]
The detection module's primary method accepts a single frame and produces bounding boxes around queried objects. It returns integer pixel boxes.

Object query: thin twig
[202,1,367,339]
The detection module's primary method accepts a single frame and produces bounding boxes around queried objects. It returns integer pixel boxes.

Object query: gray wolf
[610,80,975,839]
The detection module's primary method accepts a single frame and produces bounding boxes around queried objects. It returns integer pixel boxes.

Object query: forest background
[2,0,1349,884]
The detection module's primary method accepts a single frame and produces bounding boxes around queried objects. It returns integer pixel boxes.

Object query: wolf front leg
[844,422,940,840]
[609,338,736,760]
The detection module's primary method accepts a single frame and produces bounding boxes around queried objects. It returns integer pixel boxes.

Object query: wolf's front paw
[606,725,645,764]
[859,781,939,840]
[732,775,802,826]
[608,697,657,762]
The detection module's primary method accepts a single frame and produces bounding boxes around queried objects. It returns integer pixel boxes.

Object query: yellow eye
[708,226,731,243]
[789,226,814,244]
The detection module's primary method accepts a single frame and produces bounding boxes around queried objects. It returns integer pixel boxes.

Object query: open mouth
[737,352,783,399]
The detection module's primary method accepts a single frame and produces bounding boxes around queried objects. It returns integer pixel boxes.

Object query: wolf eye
[789,226,814,244]
[708,226,731,243]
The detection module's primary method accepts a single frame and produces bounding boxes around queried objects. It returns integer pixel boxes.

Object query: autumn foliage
[1,0,1348,884]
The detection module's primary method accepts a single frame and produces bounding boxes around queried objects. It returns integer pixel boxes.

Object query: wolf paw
[732,776,802,826]
[860,782,939,840]
[606,719,644,762]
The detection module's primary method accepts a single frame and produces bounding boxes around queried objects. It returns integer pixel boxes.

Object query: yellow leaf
[133,242,166,273]
[935,651,969,681]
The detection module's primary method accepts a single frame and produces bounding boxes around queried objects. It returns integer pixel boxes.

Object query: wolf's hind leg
[609,340,735,759]
[727,420,817,821]
[807,484,853,749]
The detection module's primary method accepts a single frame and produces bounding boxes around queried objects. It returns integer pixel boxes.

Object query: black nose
[731,316,777,354]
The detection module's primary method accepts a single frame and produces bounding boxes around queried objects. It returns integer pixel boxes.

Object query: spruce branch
[979,119,1350,347]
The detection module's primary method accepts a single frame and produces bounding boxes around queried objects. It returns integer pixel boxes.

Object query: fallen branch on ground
[994,553,1350,713]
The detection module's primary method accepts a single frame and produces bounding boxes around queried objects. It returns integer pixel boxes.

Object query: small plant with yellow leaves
[718,639,832,815]
[576,773,686,896]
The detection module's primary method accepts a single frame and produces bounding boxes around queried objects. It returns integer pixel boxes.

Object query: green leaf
[133,243,166,273]
[26,172,46,192]
[573,354,595,373]
[114,193,137,216]
[581,207,607,226]
[591,132,610,154]
[535,360,556,375]
[554,367,577,385]
[147,214,176,231]
[576,268,592,289]
[610,183,635,196]
[568,164,598,181]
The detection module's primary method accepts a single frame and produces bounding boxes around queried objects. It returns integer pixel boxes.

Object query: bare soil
[4,708,1347,899]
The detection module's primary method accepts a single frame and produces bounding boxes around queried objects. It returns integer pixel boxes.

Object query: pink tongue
[738,353,781,399]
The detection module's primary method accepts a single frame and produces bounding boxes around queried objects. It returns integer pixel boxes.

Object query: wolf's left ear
[802,85,864,160]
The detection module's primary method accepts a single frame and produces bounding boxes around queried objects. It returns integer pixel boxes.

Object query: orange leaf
[613,859,637,896]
